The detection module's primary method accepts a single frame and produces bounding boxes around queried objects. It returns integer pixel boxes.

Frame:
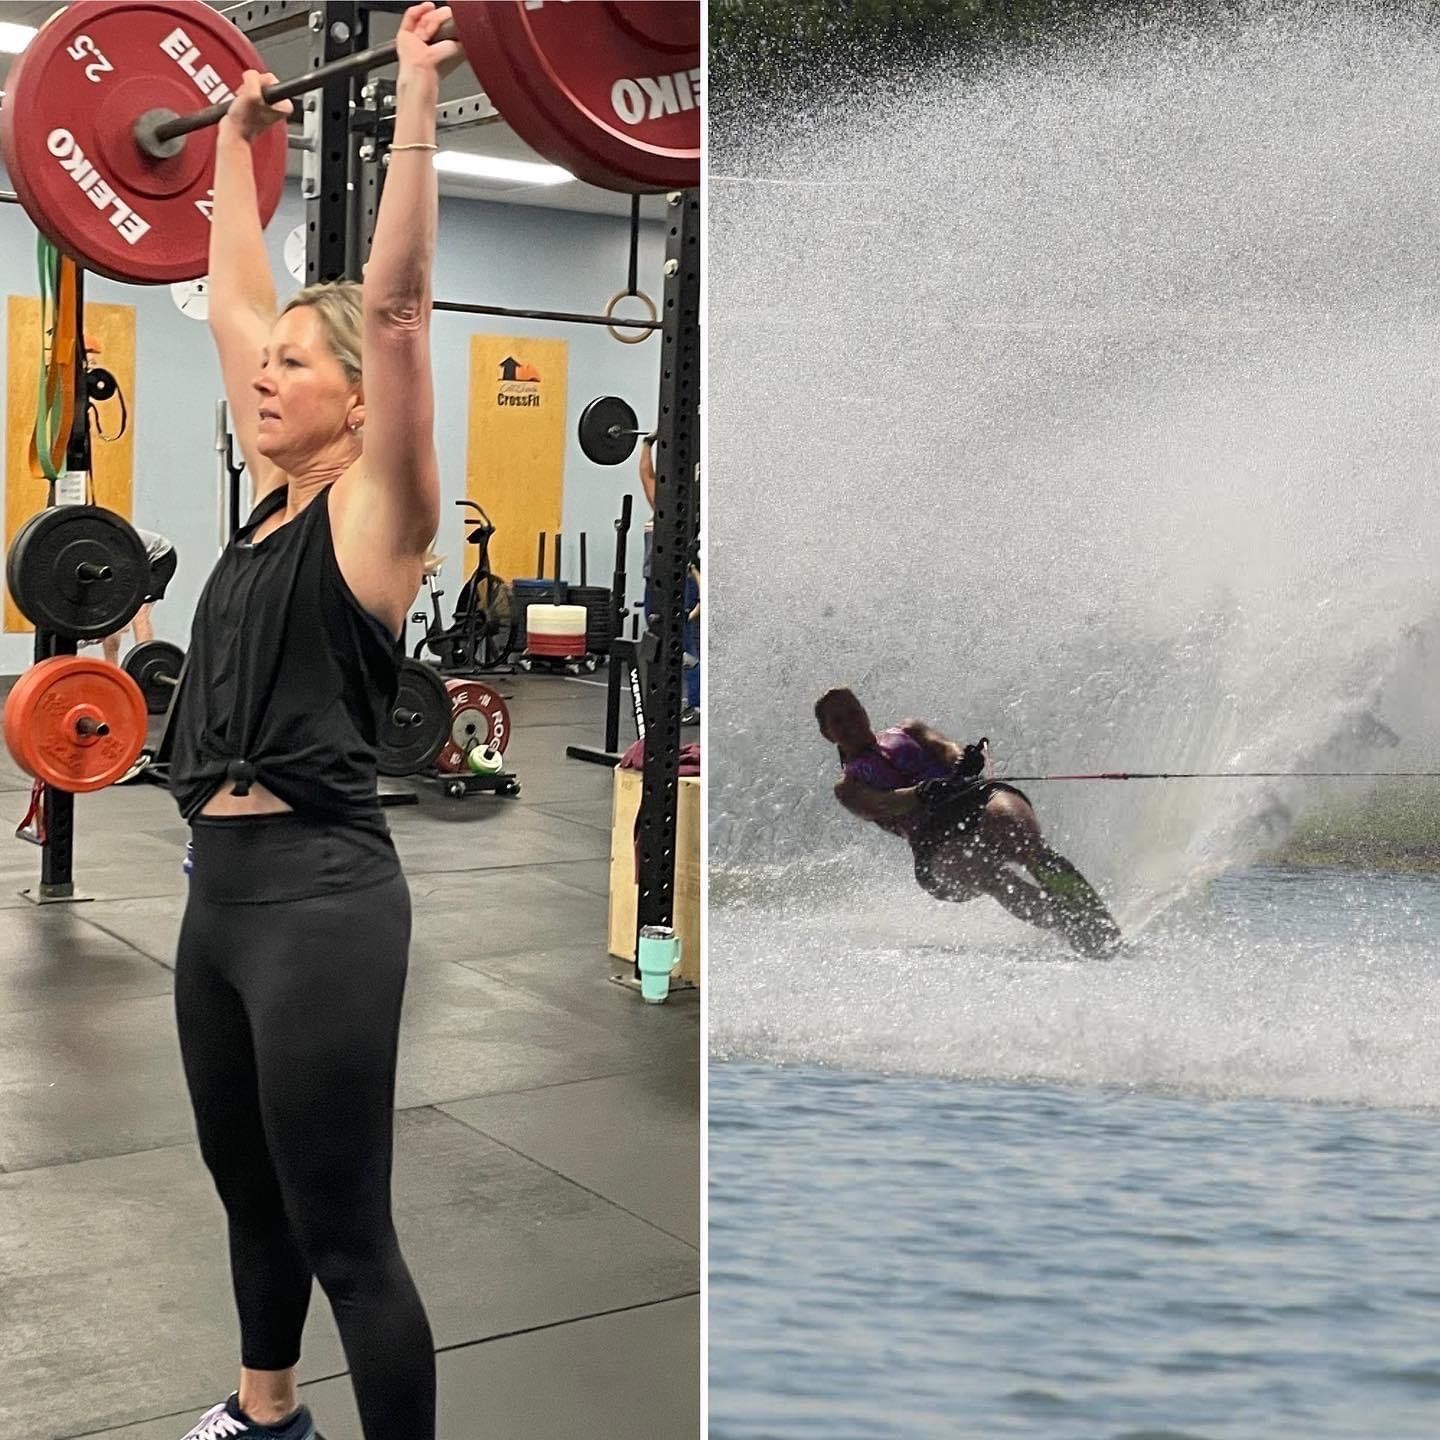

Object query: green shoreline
[1264,845,1440,875]
[1268,784,1440,873]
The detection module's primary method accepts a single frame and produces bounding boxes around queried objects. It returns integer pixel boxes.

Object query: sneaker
[180,1395,316,1440]
[115,750,154,786]
[679,706,700,726]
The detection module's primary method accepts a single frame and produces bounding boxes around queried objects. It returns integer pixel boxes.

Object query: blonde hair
[280,281,363,384]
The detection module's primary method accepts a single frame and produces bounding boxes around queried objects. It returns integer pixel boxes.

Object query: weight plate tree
[1,2,701,914]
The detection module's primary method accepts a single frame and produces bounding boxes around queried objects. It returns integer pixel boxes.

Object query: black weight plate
[7,505,149,639]
[578,396,641,466]
[123,639,186,715]
[378,659,450,777]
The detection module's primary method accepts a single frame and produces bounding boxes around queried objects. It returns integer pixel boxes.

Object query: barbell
[2,643,511,794]
[0,0,700,285]
[377,662,513,779]
[578,394,654,466]
[123,638,186,714]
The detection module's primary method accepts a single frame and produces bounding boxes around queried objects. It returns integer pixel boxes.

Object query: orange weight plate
[4,656,148,792]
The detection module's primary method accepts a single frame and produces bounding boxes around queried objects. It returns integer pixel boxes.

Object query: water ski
[1030,851,1123,957]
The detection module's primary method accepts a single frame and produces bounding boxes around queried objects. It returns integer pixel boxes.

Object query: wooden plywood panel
[609,768,701,987]
[465,334,568,586]
[5,297,136,633]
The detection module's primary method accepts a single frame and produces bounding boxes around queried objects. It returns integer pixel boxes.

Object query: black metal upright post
[352,71,393,277]
[307,2,367,283]
[564,496,638,768]
[635,190,701,942]
[35,267,90,901]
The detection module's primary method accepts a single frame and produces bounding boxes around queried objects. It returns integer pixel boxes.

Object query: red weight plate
[3,656,147,792]
[525,634,586,658]
[452,1,700,193]
[435,679,512,775]
[0,0,287,283]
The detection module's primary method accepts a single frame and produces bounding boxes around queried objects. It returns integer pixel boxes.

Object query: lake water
[709,866,1440,1440]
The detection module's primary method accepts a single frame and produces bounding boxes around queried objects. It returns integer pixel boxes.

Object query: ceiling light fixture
[432,151,573,187]
[0,22,37,54]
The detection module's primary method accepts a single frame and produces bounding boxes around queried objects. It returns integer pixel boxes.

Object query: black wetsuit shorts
[910,780,1032,898]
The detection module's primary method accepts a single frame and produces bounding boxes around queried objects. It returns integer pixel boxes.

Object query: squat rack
[9,0,699,938]
[279,0,698,943]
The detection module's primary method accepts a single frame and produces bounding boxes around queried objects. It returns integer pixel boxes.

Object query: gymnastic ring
[605,289,658,345]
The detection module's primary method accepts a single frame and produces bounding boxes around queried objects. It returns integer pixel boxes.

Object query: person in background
[102,527,178,665]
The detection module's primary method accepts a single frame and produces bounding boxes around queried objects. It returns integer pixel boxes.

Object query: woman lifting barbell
[164,8,460,1440]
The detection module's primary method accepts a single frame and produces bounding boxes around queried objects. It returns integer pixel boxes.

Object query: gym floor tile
[406,868,608,958]
[450,944,702,1057]
[0,991,192,1171]
[497,772,617,807]
[63,875,604,977]
[76,893,188,966]
[535,858,613,898]
[301,1295,701,1440]
[510,725,622,757]
[507,703,619,733]
[0,950,686,1171]
[5,1109,695,1440]
[442,1066,700,1246]
[532,797,615,832]
[0,907,173,1013]
[392,959,658,1108]
[494,766,619,807]
[388,806,610,872]
[89,1298,700,1440]
[0,828,186,907]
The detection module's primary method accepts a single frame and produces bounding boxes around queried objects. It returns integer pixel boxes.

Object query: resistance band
[29,237,79,485]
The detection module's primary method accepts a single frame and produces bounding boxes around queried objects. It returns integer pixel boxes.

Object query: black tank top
[169,484,398,832]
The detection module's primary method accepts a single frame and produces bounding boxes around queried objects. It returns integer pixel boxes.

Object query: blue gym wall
[0,177,665,675]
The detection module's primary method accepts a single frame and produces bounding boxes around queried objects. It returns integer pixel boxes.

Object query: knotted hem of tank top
[226,759,258,796]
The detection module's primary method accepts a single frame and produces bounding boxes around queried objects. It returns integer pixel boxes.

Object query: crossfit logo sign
[611,70,702,126]
[45,131,151,245]
[496,356,542,409]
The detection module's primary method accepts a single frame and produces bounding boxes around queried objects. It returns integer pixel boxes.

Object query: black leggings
[175,813,435,1440]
